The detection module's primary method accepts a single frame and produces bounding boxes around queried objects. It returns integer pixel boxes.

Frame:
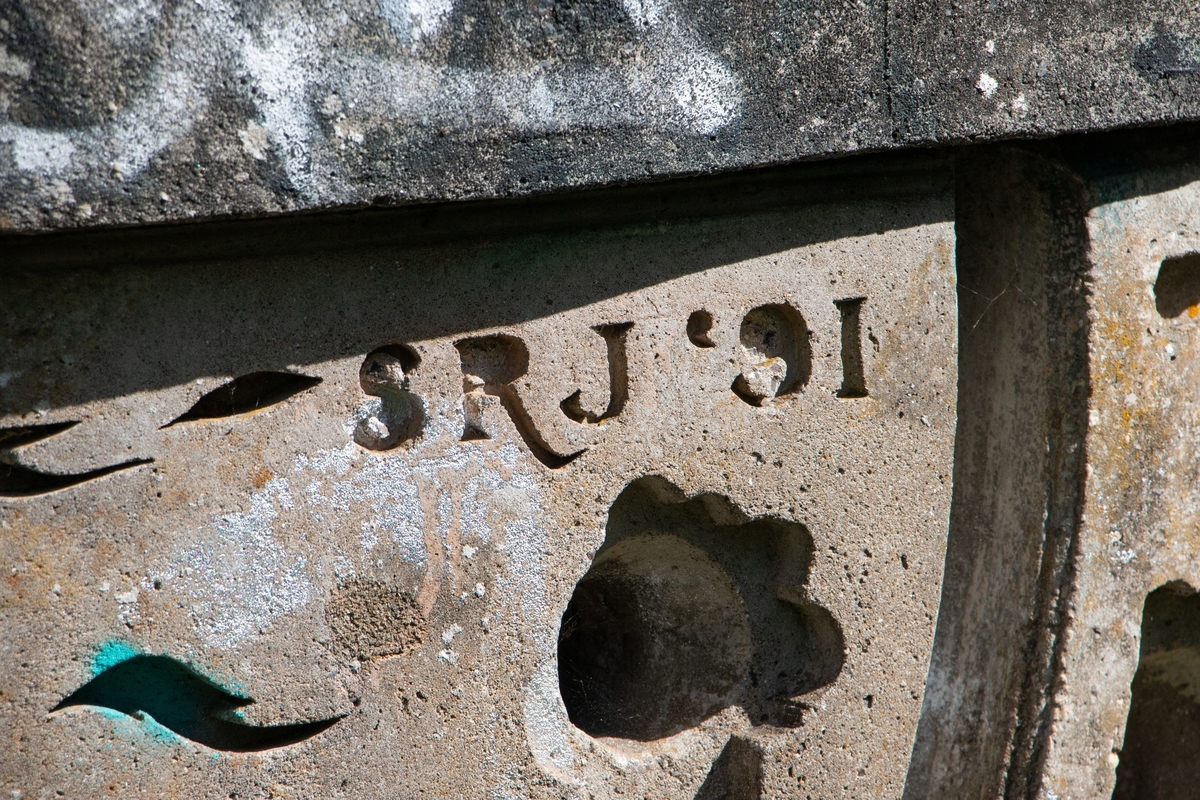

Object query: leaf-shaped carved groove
[0,421,152,498]
[162,372,321,428]
[52,654,343,752]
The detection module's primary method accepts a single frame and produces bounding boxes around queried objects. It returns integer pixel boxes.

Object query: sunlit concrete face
[0,182,955,798]
[1040,172,1200,800]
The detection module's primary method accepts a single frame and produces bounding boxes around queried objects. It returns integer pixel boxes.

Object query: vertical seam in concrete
[1001,152,1093,800]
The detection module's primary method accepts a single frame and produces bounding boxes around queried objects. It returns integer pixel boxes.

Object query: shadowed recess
[0,421,151,498]
[687,310,717,348]
[162,372,322,427]
[52,655,343,752]
[1154,253,1200,318]
[558,476,843,741]
[694,735,764,800]
[1113,582,1200,799]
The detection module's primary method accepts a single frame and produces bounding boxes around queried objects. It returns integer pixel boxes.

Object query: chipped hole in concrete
[1153,253,1200,318]
[687,310,717,348]
[731,303,811,406]
[162,371,322,427]
[557,477,843,741]
[326,577,425,660]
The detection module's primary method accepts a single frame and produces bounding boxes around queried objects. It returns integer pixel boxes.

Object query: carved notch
[0,422,151,498]
[162,371,321,428]
[455,334,584,469]
[53,654,343,752]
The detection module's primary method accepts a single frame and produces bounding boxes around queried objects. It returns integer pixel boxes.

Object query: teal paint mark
[54,654,343,751]
[140,713,187,747]
[92,641,139,677]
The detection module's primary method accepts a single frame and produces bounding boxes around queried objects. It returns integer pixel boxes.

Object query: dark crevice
[53,655,343,752]
[162,371,322,427]
[0,421,79,448]
[1,459,152,498]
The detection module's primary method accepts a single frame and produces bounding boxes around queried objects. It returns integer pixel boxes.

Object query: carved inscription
[835,297,869,398]
[3,299,876,496]
[354,345,425,450]
[351,301,876,467]
[455,334,585,468]
[560,322,634,424]
[731,303,812,406]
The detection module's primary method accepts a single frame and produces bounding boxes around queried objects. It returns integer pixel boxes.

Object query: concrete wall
[4,4,1200,796]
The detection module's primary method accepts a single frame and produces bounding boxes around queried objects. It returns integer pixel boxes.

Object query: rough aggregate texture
[1034,156,1200,800]
[0,0,1197,232]
[0,167,957,797]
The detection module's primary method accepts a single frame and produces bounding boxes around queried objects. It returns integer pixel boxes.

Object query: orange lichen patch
[252,466,274,489]
[1189,303,1199,318]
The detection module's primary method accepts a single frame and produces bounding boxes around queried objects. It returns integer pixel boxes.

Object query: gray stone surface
[0,0,1197,232]
[1036,150,1200,800]
[0,165,956,798]
[902,146,1092,800]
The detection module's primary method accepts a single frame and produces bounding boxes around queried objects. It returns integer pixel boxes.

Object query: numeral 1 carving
[834,297,868,399]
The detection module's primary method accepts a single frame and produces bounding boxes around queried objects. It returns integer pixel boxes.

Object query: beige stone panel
[0,192,954,798]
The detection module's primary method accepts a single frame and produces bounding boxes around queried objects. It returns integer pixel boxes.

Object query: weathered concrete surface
[0,167,956,798]
[902,147,1091,800]
[1032,159,1200,798]
[0,0,1197,232]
